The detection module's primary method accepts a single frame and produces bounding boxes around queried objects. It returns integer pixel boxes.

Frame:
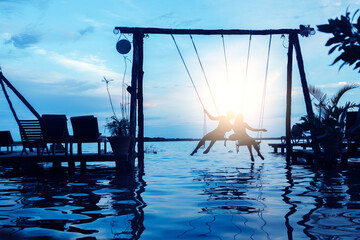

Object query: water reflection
[297,167,360,239]
[194,161,360,239]
[0,165,146,239]
[193,163,271,239]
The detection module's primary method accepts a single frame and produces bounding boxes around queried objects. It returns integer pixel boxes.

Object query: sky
[0,0,360,140]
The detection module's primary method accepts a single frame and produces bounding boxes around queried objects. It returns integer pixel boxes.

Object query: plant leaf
[317,24,334,33]
[330,83,359,107]
[328,45,340,54]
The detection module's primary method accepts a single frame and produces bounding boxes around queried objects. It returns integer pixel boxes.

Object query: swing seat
[226,134,260,146]
[236,140,261,147]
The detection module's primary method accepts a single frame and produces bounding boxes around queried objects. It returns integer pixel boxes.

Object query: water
[0,141,360,239]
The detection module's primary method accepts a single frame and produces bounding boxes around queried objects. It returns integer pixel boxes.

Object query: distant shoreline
[10,137,282,145]
[143,137,281,142]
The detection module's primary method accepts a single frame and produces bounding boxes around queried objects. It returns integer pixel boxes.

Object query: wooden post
[285,34,294,162]
[0,78,20,125]
[137,35,145,168]
[293,35,321,155]
[0,72,41,120]
[116,27,302,36]
[129,32,142,164]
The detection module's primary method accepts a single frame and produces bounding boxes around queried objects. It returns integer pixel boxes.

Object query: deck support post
[293,35,321,155]
[285,34,295,163]
[0,71,41,120]
[80,160,86,172]
[129,31,145,169]
[53,160,61,169]
[129,33,140,165]
[137,34,145,169]
[68,159,75,173]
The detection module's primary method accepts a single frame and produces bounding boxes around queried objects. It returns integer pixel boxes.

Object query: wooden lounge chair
[0,131,14,153]
[281,124,310,144]
[18,120,48,156]
[41,114,70,155]
[70,115,102,155]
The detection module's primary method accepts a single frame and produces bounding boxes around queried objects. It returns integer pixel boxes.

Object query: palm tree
[301,83,359,160]
[308,84,359,128]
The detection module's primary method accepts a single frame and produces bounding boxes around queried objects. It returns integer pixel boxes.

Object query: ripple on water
[0,141,359,239]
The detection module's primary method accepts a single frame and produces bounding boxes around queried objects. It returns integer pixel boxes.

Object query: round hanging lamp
[116,39,131,54]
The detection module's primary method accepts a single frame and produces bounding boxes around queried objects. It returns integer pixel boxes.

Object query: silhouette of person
[191,109,234,155]
[229,113,267,161]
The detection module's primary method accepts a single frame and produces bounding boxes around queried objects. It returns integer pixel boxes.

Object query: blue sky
[1,0,360,140]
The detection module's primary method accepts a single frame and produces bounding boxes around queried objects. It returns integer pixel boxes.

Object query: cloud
[144,103,158,108]
[317,81,359,89]
[0,0,25,2]
[32,47,122,79]
[151,12,201,28]
[4,32,41,49]
[78,26,95,37]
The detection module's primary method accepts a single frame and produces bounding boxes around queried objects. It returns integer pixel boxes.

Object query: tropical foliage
[317,9,360,72]
[103,77,130,137]
[300,84,359,137]
[105,115,130,136]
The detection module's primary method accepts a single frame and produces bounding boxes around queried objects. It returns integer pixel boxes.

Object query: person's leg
[203,140,216,154]
[247,145,254,161]
[191,132,214,155]
[253,141,264,160]
[190,138,206,155]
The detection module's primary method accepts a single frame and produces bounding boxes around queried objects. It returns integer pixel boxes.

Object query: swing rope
[257,34,272,140]
[171,34,205,110]
[189,34,219,115]
[221,34,230,89]
[240,34,252,113]
[171,34,208,147]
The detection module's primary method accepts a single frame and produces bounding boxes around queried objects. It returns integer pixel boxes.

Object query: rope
[257,34,272,139]
[203,111,207,148]
[171,34,205,110]
[122,56,131,120]
[221,34,230,89]
[190,34,219,115]
[241,35,252,113]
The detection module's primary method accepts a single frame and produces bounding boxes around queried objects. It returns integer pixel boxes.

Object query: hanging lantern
[116,39,131,54]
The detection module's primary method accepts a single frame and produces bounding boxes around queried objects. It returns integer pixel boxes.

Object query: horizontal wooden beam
[114,27,308,36]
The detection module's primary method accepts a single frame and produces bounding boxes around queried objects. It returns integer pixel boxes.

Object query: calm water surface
[0,141,360,239]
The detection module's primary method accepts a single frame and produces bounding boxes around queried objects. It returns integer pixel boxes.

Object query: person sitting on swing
[191,109,234,155]
[229,113,267,161]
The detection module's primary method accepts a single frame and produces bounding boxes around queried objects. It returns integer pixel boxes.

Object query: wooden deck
[291,149,360,166]
[268,142,312,154]
[0,150,131,171]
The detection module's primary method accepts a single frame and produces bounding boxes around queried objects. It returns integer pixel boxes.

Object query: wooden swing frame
[113,26,321,167]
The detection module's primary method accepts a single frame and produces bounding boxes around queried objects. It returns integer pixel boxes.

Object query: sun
[200,70,265,123]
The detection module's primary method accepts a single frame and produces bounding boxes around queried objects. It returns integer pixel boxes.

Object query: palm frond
[308,85,327,103]
[330,83,359,106]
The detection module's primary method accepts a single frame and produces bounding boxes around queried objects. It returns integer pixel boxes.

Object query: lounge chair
[41,114,70,155]
[0,131,14,153]
[70,115,102,155]
[281,124,310,144]
[18,120,48,156]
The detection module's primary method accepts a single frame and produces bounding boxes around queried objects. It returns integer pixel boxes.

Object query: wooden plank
[293,35,321,155]
[286,33,295,162]
[129,33,141,163]
[115,27,302,36]
[137,33,145,168]
[0,72,41,120]
[0,152,125,163]
[0,78,20,125]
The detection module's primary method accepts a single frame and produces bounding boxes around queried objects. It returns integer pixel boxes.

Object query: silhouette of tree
[317,9,360,72]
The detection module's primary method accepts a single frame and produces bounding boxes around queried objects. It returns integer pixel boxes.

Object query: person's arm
[204,109,219,120]
[245,122,267,132]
